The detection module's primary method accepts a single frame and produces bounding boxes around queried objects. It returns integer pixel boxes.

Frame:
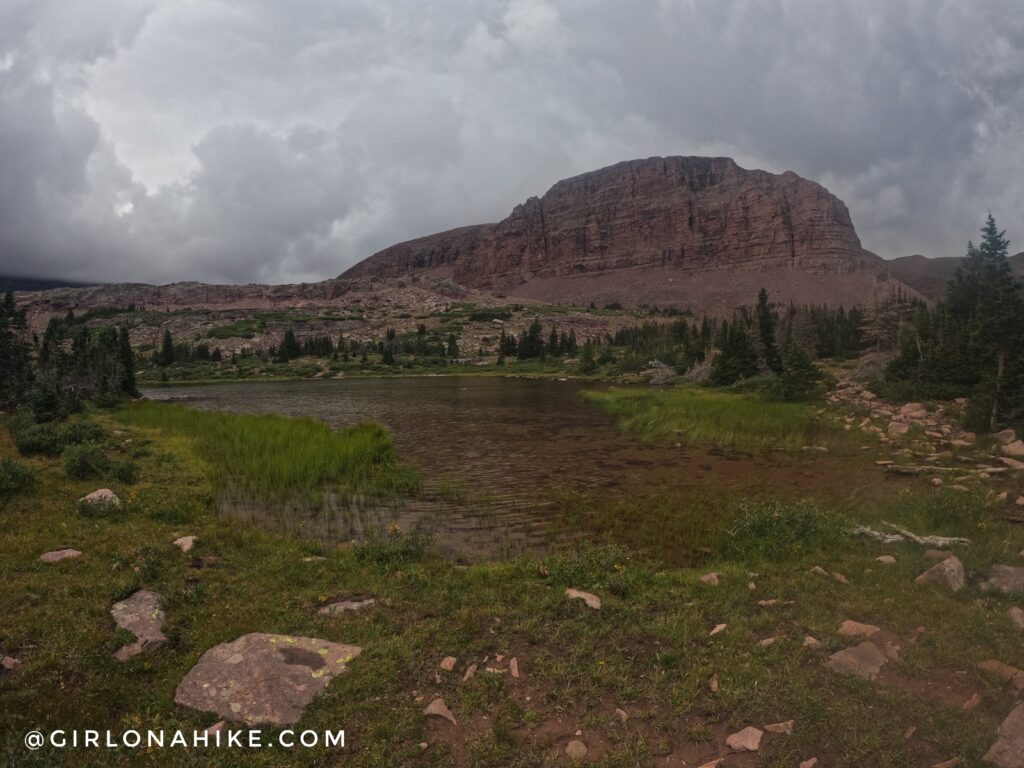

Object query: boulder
[111,590,166,661]
[915,556,966,591]
[826,641,889,680]
[983,702,1024,767]
[565,588,601,610]
[175,634,361,726]
[423,697,457,725]
[981,566,1024,594]
[837,620,881,638]
[39,548,81,563]
[565,740,588,760]
[725,726,763,752]
[1004,440,1024,458]
[994,429,1018,446]
[318,597,376,615]
[79,488,121,509]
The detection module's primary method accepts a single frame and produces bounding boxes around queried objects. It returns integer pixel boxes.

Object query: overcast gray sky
[1,0,1022,285]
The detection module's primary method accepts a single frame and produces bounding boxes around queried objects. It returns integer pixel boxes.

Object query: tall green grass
[116,401,419,507]
[582,385,817,451]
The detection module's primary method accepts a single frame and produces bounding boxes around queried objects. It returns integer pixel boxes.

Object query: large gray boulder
[915,556,966,592]
[174,633,361,726]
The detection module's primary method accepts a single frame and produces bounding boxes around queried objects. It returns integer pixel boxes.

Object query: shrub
[723,499,844,561]
[63,442,110,480]
[14,424,62,456]
[109,458,138,484]
[0,458,34,504]
[61,420,105,446]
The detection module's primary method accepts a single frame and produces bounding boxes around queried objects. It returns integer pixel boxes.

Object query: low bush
[61,420,105,446]
[0,458,34,504]
[63,442,110,480]
[722,499,845,561]
[13,423,62,456]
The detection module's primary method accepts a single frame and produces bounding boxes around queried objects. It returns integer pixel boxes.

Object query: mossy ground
[2,397,1023,767]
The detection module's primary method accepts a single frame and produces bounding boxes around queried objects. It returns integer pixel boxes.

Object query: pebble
[439,656,457,671]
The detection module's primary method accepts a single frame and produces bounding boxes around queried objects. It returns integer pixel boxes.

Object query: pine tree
[778,340,823,401]
[755,288,783,374]
[117,326,138,397]
[446,333,459,358]
[158,329,175,366]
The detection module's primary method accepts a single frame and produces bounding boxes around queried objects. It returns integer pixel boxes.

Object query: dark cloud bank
[1,0,1022,285]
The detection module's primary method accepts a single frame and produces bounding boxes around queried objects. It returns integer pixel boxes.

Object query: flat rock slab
[565,588,601,610]
[726,726,763,752]
[826,641,889,681]
[39,548,81,563]
[915,556,966,591]
[984,702,1024,767]
[982,566,1024,594]
[174,633,361,726]
[318,597,376,615]
[111,590,166,661]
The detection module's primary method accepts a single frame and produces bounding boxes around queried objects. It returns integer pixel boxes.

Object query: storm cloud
[1,0,1022,285]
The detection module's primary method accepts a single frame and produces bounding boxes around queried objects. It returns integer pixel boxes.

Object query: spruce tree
[755,288,783,374]
[117,326,138,397]
[159,329,175,366]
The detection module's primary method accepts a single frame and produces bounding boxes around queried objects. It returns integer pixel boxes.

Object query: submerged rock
[175,633,361,726]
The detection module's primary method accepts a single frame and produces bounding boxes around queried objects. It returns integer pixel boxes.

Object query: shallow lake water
[142,377,903,560]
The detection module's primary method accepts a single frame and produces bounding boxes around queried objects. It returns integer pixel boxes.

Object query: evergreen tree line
[0,302,139,420]
[881,214,1024,431]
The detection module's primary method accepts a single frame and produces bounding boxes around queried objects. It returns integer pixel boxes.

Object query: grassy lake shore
[2,389,1024,767]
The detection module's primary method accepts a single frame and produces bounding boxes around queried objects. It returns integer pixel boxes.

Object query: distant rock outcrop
[343,156,907,312]
[888,252,1024,302]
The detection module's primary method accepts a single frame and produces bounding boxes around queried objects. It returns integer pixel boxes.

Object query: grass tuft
[582,385,819,451]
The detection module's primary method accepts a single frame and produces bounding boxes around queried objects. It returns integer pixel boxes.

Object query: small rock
[424,698,457,725]
[983,702,1024,768]
[439,656,457,671]
[764,720,793,734]
[565,588,601,610]
[615,707,628,723]
[318,597,376,615]
[800,760,819,768]
[759,636,781,647]
[875,555,897,565]
[994,429,1018,446]
[1016,496,1024,507]
[981,565,1024,594]
[931,760,959,768]
[932,477,944,487]
[709,674,719,692]
[915,556,966,591]
[1008,606,1024,630]
[978,659,1024,690]
[904,726,917,739]
[697,760,725,768]
[962,693,981,711]
[565,740,588,760]
[924,549,953,560]
[1,656,19,672]
[462,663,477,682]
[1003,440,1024,458]
[833,572,849,584]
[709,623,727,636]
[747,580,756,590]
[419,742,428,750]
[810,566,829,577]
[827,641,889,680]
[39,548,81,563]
[837,620,881,638]
[509,657,520,678]
[700,572,722,586]
[725,726,763,752]
[173,536,196,553]
[803,636,822,648]
[205,721,226,735]
[79,488,121,508]
[301,556,326,562]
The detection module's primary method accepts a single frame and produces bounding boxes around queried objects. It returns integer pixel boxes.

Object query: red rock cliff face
[343,156,903,311]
